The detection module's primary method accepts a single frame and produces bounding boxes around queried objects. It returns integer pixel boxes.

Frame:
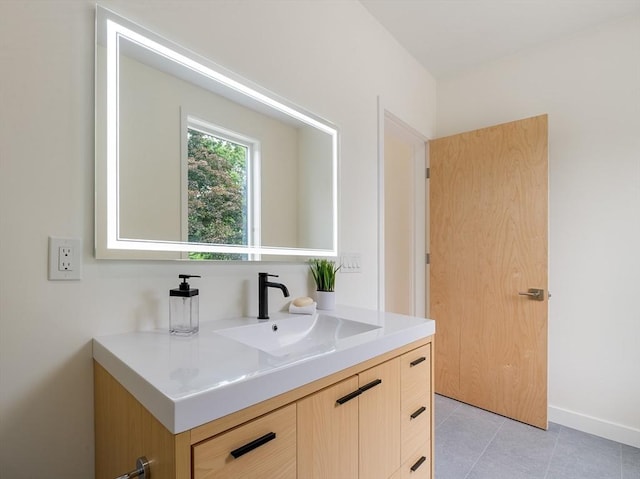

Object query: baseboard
[549,405,640,448]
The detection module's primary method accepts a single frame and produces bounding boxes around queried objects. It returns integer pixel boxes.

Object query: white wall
[0,1,436,477]
[437,14,640,447]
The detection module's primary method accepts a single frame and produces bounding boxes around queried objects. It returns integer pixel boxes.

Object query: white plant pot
[316,291,336,311]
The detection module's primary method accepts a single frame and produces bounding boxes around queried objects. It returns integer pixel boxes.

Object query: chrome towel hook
[115,456,150,479]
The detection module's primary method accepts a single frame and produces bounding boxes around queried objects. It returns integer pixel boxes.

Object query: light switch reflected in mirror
[95,6,338,260]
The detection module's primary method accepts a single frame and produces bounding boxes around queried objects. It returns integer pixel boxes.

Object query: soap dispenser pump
[170,274,201,335]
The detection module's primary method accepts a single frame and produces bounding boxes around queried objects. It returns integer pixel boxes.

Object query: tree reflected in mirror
[187,130,248,260]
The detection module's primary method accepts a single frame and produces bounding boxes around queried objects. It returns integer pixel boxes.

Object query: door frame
[377,97,429,316]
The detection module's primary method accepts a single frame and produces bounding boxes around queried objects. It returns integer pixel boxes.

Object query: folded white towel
[289,301,317,315]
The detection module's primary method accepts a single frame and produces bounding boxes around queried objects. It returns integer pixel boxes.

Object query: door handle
[518,288,544,301]
[115,457,150,479]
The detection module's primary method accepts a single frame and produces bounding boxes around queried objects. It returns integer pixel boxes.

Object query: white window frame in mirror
[95,6,338,259]
[181,112,262,261]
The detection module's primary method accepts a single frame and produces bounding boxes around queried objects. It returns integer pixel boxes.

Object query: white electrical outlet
[58,246,73,271]
[49,237,82,280]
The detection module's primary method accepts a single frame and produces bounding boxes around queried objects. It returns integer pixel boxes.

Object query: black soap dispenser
[170,274,201,335]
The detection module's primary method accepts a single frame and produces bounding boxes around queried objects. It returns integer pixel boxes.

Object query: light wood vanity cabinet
[94,336,433,479]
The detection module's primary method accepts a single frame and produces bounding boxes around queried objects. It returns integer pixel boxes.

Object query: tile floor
[435,394,640,479]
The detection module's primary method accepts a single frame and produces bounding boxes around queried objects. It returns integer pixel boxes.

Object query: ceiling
[360,0,640,78]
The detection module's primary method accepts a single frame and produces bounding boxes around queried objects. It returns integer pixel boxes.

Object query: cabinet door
[192,403,296,479]
[401,344,431,463]
[389,468,403,479]
[298,376,359,478]
[359,357,401,479]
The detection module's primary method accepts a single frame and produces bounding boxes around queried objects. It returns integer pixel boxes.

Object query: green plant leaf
[309,258,341,292]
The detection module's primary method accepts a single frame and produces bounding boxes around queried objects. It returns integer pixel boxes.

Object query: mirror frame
[95,6,339,260]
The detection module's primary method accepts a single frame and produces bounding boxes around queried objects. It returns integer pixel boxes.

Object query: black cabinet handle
[410,356,426,367]
[336,389,362,405]
[230,432,276,458]
[359,378,382,393]
[410,456,427,472]
[336,378,383,405]
[410,406,427,420]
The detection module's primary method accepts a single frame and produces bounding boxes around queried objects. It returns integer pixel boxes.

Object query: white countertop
[93,305,435,434]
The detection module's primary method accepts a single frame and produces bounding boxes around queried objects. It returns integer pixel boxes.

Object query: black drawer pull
[336,378,383,405]
[410,356,426,367]
[230,432,276,458]
[410,456,427,472]
[410,406,427,420]
[359,378,382,393]
[336,389,362,405]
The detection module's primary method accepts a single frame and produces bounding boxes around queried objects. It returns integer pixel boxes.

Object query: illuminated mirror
[95,6,338,260]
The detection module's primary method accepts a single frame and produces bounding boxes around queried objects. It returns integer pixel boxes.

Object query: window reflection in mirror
[186,123,252,261]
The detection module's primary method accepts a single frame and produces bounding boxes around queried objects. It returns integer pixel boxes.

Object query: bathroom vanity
[93,306,435,479]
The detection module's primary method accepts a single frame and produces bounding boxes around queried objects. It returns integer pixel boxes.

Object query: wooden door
[430,115,548,428]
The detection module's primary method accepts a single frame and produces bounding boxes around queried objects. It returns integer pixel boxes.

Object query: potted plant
[309,259,341,310]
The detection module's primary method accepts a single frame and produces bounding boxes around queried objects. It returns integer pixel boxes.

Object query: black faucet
[258,273,290,320]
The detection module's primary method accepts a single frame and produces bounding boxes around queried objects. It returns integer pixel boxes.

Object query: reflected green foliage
[187,129,248,261]
[188,251,247,261]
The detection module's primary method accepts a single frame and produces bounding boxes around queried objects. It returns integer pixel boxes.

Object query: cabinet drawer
[400,443,431,479]
[401,344,431,463]
[193,403,296,479]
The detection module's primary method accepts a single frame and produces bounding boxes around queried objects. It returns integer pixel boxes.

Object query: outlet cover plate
[340,252,362,273]
[48,237,82,280]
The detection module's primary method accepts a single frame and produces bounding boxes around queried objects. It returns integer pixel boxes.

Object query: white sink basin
[215,314,381,358]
